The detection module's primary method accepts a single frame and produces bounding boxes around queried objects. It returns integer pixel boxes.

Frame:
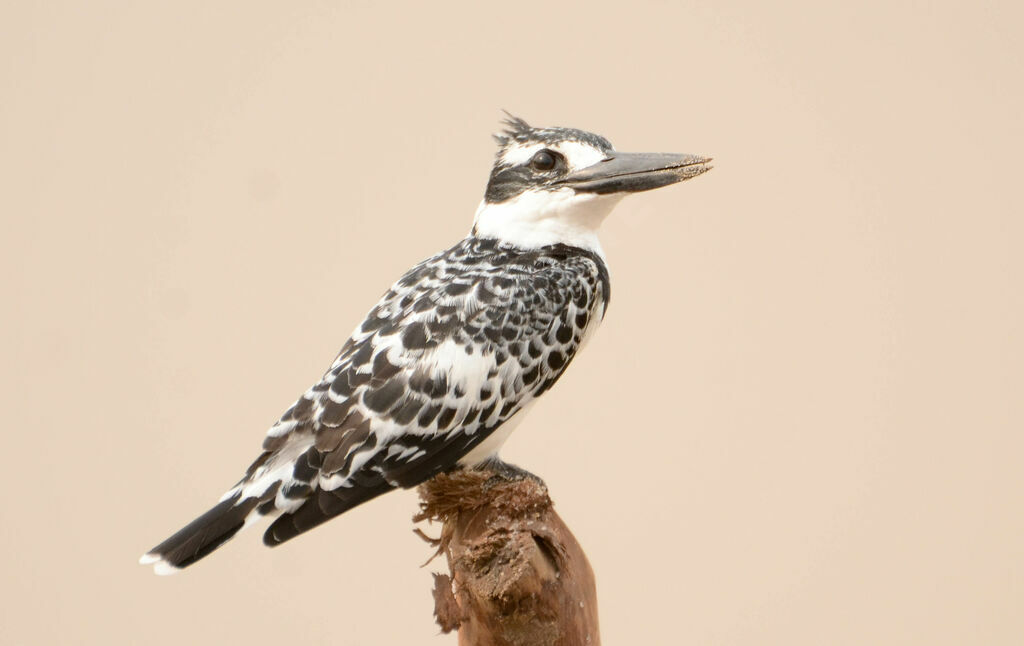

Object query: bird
[140,115,711,574]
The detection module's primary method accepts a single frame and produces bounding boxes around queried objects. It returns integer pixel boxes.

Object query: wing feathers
[142,238,609,570]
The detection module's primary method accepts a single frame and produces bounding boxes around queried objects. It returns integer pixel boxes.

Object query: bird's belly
[457,401,535,466]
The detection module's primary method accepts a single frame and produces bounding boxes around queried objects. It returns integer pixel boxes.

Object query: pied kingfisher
[141,115,711,574]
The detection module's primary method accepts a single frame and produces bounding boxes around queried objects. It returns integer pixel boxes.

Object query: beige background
[2,1,1021,644]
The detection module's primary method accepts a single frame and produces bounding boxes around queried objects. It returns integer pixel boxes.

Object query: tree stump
[416,469,600,646]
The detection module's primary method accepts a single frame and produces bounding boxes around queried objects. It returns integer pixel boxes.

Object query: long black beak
[557,152,712,194]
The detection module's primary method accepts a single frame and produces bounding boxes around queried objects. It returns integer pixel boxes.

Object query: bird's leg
[477,457,547,489]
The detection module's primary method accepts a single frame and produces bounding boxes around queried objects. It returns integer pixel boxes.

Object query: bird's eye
[530,149,558,171]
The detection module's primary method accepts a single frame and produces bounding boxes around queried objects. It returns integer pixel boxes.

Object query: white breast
[457,401,536,466]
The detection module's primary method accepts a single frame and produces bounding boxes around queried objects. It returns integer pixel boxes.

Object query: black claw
[478,458,547,489]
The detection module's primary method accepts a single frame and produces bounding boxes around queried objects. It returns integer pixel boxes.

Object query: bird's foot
[478,458,547,490]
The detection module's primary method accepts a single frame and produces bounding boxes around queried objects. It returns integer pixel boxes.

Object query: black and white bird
[141,115,710,574]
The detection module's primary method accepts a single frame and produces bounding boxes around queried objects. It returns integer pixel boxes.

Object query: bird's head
[472,114,711,256]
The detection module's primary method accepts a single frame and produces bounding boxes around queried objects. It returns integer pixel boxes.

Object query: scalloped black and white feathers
[141,238,609,573]
[141,116,710,574]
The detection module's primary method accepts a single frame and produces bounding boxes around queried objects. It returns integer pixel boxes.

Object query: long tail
[140,437,407,573]
[139,492,269,575]
[140,438,311,574]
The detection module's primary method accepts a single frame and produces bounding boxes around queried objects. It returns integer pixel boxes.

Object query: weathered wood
[416,470,600,646]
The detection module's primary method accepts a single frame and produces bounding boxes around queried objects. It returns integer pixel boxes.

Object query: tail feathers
[263,489,353,547]
[141,450,404,571]
[139,494,264,575]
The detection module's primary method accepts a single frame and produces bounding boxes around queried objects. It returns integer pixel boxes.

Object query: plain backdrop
[2,1,1021,644]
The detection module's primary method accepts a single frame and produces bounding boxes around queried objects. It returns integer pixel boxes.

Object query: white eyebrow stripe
[499,141,608,172]
[499,142,545,166]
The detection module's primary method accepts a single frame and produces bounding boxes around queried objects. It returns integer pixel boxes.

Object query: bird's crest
[493,111,535,150]
[491,112,614,163]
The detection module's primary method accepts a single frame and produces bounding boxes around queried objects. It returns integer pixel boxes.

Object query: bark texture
[416,470,599,646]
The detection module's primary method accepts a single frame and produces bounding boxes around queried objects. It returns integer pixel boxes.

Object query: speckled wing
[258,239,609,545]
[141,238,609,569]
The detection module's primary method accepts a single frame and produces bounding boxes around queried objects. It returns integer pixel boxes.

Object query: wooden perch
[415,469,600,646]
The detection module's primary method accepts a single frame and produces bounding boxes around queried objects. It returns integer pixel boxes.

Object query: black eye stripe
[484,143,584,203]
